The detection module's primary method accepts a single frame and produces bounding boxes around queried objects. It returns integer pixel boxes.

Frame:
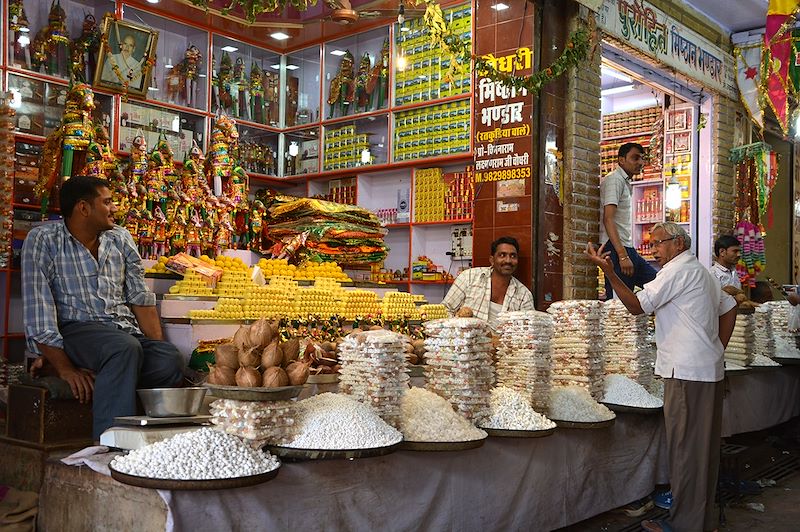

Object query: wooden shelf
[631,178,664,186]
[413,218,473,226]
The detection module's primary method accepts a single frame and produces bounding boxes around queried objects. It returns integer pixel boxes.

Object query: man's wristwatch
[619,255,630,262]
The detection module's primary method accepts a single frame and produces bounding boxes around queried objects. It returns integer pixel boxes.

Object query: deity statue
[327,50,355,118]
[166,44,202,107]
[354,53,373,112]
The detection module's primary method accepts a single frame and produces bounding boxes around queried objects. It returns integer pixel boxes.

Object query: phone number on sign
[474,166,532,183]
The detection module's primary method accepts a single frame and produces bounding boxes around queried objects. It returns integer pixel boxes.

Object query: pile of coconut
[206,319,311,387]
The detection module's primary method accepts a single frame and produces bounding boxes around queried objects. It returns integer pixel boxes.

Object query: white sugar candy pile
[602,299,655,388]
[547,300,606,400]
[495,310,553,412]
[480,386,556,431]
[423,317,495,424]
[725,313,755,366]
[548,385,615,422]
[749,353,781,367]
[399,387,487,442]
[602,374,663,408]
[762,301,800,358]
[285,393,402,450]
[338,329,410,428]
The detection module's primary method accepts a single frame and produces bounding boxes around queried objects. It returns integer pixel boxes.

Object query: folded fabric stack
[210,399,295,446]
[602,299,656,389]
[547,300,606,400]
[753,305,775,358]
[424,318,495,424]
[263,193,389,264]
[725,312,755,366]
[338,329,410,428]
[494,310,553,412]
[762,301,800,358]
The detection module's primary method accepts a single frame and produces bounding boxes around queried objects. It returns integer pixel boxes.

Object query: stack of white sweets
[602,299,656,388]
[210,399,295,446]
[763,301,800,357]
[424,318,495,424]
[724,312,755,367]
[547,300,606,400]
[338,329,409,428]
[753,305,776,358]
[494,310,553,412]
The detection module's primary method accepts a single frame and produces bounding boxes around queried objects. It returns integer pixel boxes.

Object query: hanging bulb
[397,3,405,24]
[288,141,299,157]
[665,167,681,211]
[396,49,407,71]
[361,147,371,164]
[17,34,29,46]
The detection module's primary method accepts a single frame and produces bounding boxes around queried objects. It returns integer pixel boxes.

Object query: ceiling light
[330,49,347,56]
[221,45,238,53]
[491,3,510,10]
[400,27,410,32]
[270,64,281,70]
[286,64,300,70]
[665,169,682,210]
[601,84,636,96]
[164,58,174,69]
[601,65,632,83]
[271,32,290,41]
[146,0,160,3]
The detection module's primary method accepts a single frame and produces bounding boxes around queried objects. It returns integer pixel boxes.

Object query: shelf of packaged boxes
[393,99,471,163]
[413,166,474,223]
[413,218,473,226]
[601,106,661,138]
[600,135,661,181]
[393,4,472,107]
[322,115,389,172]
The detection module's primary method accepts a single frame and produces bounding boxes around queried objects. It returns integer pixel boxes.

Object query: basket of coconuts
[205,319,311,400]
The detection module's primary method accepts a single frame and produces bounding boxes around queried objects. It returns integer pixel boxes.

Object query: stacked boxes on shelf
[635,187,661,223]
[394,100,470,162]
[394,5,472,105]
[414,166,474,222]
[323,125,370,171]
[601,106,660,138]
[324,178,356,204]
[600,106,662,181]
[443,167,474,220]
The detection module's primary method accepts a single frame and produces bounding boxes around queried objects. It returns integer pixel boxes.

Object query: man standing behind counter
[600,142,656,298]
[22,176,183,439]
[442,236,534,327]
[586,222,737,532]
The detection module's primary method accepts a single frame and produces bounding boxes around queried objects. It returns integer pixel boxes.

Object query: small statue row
[212,53,280,126]
[327,39,390,118]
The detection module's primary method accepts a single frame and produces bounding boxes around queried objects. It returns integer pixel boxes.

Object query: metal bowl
[137,387,207,418]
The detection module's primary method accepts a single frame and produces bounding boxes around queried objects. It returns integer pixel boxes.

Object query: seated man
[23,175,183,439]
[442,236,534,327]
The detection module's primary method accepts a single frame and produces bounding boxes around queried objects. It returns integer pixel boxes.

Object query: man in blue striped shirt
[23,175,183,439]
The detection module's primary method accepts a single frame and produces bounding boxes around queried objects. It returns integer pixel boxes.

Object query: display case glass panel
[8,0,112,81]
[284,46,320,127]
[323,27,390,120]
[393,99,470,162]
[322,114,389,172]
[284,126,319,176]
[211,35,281,127]
[394,3,472,107]
[234,123,279,178]
[122,7,209,111]
[119,99,204,159]
[8,72,112,137]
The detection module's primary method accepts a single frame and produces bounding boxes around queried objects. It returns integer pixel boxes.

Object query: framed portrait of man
[94,15,158,97]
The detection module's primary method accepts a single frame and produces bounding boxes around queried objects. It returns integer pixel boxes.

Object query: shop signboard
[598,0,737,99]
[473,47,534,184]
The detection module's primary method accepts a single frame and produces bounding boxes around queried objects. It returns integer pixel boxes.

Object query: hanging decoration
[734,42,765,132]
[0,94,15,269]
[735,220,766,288]
[762,0,800,134]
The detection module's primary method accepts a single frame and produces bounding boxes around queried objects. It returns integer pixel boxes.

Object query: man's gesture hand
[59,367,95,403]
[585,241,614,272]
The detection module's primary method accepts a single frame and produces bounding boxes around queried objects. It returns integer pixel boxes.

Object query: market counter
[39,413,667,531]
[722,366,800,437]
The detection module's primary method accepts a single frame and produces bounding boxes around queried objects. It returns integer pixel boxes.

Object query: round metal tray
[399,437,486,451]
[482,426,556,438]
[109,464,279,491]
[552,417,616,429]
[306,373,339,384]
[601,402,662,414]
[773,357,800,366]
[265,441,402,460]
[205,384,303,401]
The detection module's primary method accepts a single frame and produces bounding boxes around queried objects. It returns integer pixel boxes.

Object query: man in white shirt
[599,142,656,297]
[709,235,742,289]
[586,222,737,532]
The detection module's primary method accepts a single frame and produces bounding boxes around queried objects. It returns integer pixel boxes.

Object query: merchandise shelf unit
[0,0,475,356]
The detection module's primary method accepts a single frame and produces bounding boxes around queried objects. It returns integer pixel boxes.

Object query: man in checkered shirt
[442,236,534,327]
[23,175,183,439]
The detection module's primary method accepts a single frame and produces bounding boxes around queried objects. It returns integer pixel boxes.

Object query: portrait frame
[93,15,158,98]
